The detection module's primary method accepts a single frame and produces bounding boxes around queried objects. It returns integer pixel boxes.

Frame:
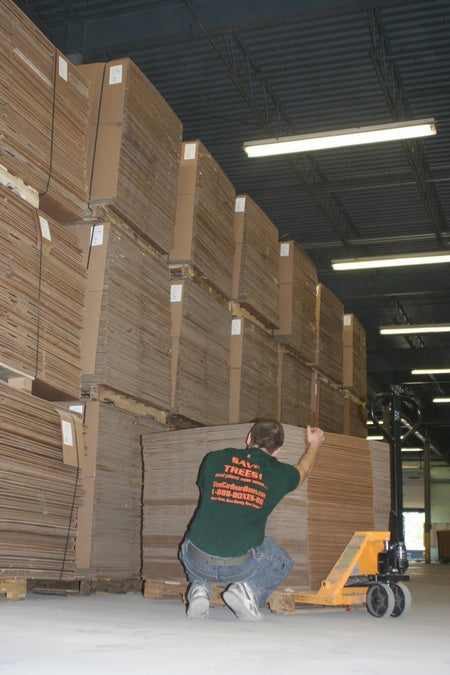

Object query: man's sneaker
[187,585,210,619]
[223,582,263,621]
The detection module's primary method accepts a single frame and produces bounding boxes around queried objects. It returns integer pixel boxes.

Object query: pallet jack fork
[291,531,411,618]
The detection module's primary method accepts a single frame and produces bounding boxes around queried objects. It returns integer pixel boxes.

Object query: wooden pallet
[143,579,225,606]
[0,579,27,601]
[29,578,143,596]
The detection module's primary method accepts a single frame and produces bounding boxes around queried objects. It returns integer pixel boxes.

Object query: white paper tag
[170,284,183,302]
[343,314,352,326]
[109,64,123,85]
[69,405,85,416]
[61,420,74,447]
[235,197,246,212]
[58,56,68,81]
[231,318,242,335]
[184,143,197,160]
[280,242,290,257]
[39,216,51,241]
[91,224,104,247]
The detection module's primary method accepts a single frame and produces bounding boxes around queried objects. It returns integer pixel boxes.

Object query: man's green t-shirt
[187,446,300,557]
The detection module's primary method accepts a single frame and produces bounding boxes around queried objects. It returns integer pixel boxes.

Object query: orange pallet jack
[289,530,411,617]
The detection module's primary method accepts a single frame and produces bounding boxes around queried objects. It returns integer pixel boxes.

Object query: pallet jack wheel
[366,583,396,618]
[390,582,412,617]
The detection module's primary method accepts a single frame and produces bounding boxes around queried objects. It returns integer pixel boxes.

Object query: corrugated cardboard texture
[277,348,313,427]
[342,313,367,400]
[313,283,344,384]
[232,195,279,329]
[87,58,183,253]
[170,140,236,299]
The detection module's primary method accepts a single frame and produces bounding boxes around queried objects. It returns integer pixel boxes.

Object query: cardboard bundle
[141,423,390,592]
[75,217,172,410]
[81,58,183,254]
[343,392,368,438]
[0,0,90,221]
[311,371,344,434]
[170,278,231,425]
[343,313,367,401]
[314,283,344,384]
[277,349,312,428]
[232,195,279,329]
[169,140,236,299]
[275,241,317,362]
[67,401,166,578]
[0,185,85,398]
[0,381,83,579]
[369,440,391,531]
[229,317,279,423]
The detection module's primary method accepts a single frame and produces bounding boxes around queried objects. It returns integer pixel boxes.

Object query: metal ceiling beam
[368,8,448,248]
[15,0,430,56]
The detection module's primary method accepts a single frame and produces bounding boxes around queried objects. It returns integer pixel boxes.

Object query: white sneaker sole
[187,596,210,619]
[223,588,264,621]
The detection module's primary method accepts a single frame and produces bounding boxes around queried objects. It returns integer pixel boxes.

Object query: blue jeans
[179,537,294,607]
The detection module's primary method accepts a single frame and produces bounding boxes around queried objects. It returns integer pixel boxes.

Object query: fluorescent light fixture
[412,368,450,375]
[332,251,450,271]
[243,119,436,157]
[380,324,450,335]
[367,435,384,441]
[433,397,450,403]
[401,447,422,452]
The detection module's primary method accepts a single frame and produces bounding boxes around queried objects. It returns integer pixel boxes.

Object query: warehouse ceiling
[14,0,450,461]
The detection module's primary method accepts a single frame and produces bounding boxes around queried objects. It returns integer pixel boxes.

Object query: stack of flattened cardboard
[81,58,183,254]
[343,392,368,438]
[229,317,279,423]
[232,195,279,329]
[277,349,312,428]
[275,241,318,363]
[314,283,344,384]
[0,185,85,398]
[0,382,83,579]
[75,217,172,410]
[0,0,90,222]
[141,423,389,592]
[342,313,367,401]
[311,371,345,434]
[369,440,391,531]
[64,400,166,579]
[170,278,231,425]
[169,140,236,299]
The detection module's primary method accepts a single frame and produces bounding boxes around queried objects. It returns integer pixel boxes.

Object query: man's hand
[306,425,325,448]
[294,425,325,485]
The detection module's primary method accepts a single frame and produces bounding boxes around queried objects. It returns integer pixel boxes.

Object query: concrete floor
[1,562,449,675]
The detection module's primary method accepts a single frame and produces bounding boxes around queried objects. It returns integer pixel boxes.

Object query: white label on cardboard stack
[69,405,85,416]
[280,243,290,257]
[170,284,183,303]
[38,216,51,241]
[58,56,68,81]
[231,318,242,335]
[109,64,123,85]
[343,314,352,326]
[91,224,104,246]
[61,419,74,447]
[184,143,197,160]
[235,197,246,212]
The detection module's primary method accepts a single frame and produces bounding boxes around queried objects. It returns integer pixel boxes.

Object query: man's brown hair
[248,419,284,454]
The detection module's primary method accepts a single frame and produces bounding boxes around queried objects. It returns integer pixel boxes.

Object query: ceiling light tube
[243,119,436,157]
[411,368,450,375]
[433,397,450,403]
[380,324,450,335]
[332,251,450,271]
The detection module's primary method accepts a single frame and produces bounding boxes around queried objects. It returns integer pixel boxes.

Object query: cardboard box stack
[74,218,172,411]
[0,0,90,222]
[275,241,317,362]
[232,195,279,329]
[277,349,312,427]
[170,278,231,425]
[342,313,368,437]
[141,423,390,592]
[0,382,83,580]
[0,184,86,399]
[62,400,167,579]
[169,140,236,299]
[80,58,183,254]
